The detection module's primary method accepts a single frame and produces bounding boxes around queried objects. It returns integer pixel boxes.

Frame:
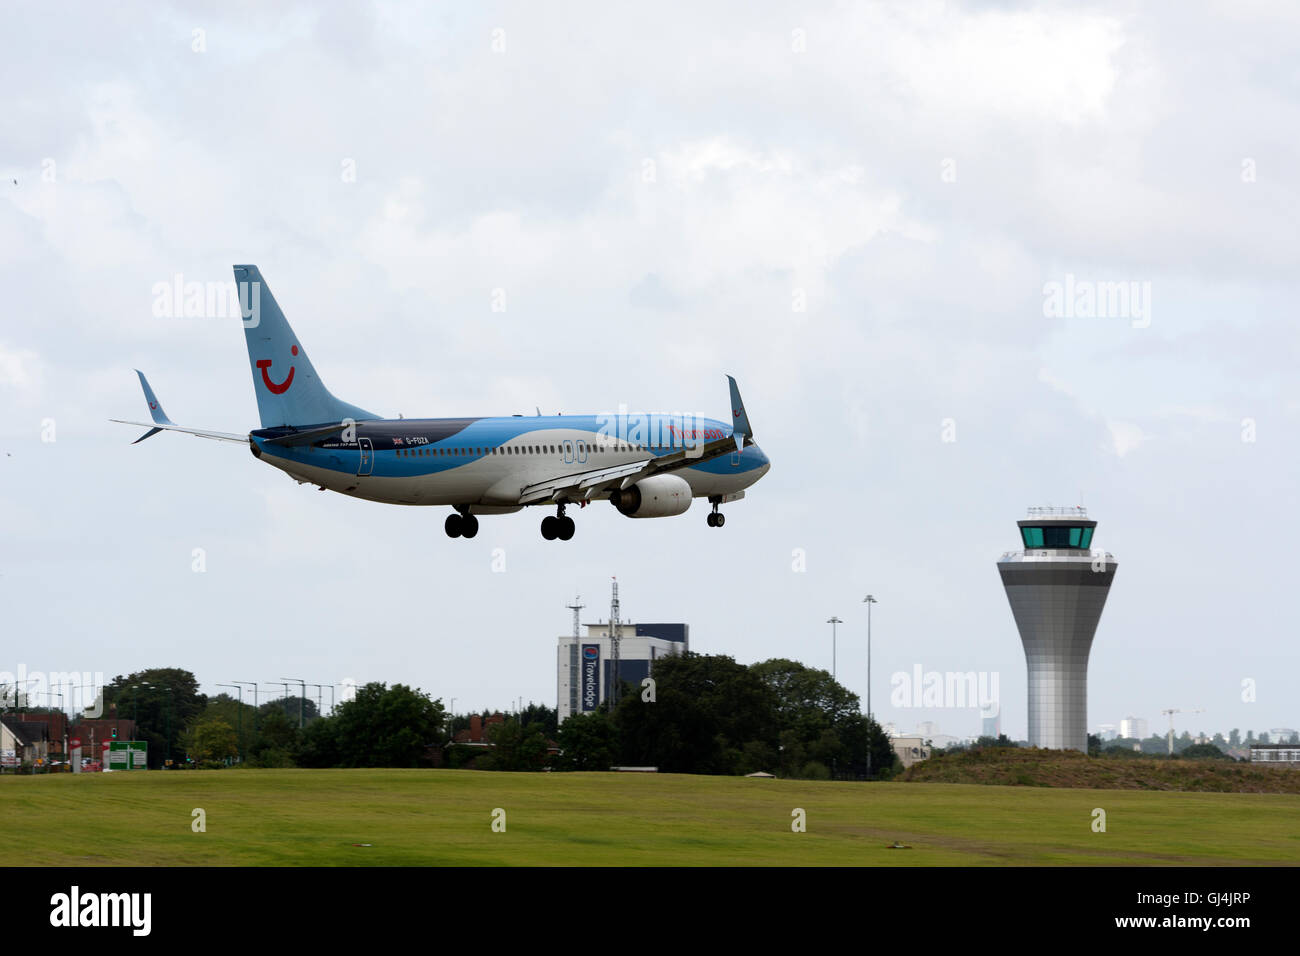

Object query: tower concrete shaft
[997,507,1117,751]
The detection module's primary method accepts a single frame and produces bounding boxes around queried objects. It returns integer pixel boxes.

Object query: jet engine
[610,474,693,518]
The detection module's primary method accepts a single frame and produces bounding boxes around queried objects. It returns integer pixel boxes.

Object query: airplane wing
[111,370,248,444]
[518,375,754,505]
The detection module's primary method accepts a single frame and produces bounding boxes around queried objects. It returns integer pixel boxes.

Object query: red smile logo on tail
[257,345,298,394]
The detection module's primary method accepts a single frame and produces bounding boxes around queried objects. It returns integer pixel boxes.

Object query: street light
[826,617,843,681]
[232,682,258,733]
[13,678,39,712]
[130,682,151,735]
[217,684,243,763]
[49,689,66,759]
[281,678,306,729]
[863,594,878,778]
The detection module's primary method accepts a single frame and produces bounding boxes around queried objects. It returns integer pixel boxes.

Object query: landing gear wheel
[461,513,479,538]
[707,512,717,527]
[445,513,463,538]
[541,515,558,540]
[715,513,725,527]
[557,516,575,541]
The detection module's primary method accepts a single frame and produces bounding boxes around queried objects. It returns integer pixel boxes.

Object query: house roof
[1,716,50,746]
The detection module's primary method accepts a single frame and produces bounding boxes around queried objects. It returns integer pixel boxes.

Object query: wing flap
[518,459,646,505]
[516,432,741,505]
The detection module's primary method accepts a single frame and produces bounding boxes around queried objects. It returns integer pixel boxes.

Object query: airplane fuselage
[249,413,771,511]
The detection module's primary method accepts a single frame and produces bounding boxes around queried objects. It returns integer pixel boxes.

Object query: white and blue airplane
[114,265,770,540]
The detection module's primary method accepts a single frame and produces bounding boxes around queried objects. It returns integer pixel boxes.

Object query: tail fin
[235,264,376,427]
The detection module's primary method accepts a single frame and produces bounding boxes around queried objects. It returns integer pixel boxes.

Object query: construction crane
[1162,707,1205,755]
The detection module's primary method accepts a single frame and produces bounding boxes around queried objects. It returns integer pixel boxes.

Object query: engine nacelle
[610,474,693,518]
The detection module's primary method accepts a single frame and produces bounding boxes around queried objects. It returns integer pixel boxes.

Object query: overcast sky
[3,1,1297,740]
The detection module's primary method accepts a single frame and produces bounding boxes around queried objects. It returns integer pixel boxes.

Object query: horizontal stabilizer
[113,370,246,444]
[111,419,247,444]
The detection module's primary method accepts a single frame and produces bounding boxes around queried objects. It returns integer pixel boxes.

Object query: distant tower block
[997,507,1117,751]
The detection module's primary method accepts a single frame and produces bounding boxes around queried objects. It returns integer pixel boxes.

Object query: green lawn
[4,769,1296,866]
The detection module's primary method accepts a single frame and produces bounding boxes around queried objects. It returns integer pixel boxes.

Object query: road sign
[107,740,148,770]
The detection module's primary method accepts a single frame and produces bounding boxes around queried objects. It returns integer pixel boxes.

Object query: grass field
[4,769,1297,866]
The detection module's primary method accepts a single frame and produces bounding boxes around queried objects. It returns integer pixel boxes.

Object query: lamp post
[15,678,38,713]
[217,683,243,763]
[130,682,151,736]
[163,686,173,766]
[51,689,66,760]
[233,681,258,734]
[281,678,306,729]
[306,684,325,722]
[826,617,843,681]
[863,594,878,778]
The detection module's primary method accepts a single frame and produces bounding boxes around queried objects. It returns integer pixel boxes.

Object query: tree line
[94,654,897,778]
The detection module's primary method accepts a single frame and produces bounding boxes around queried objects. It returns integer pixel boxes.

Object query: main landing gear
[445,509,479,539]
[707,501,726,528]
[541,504,575,541]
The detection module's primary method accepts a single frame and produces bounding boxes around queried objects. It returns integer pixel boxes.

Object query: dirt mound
[901,747,1300,793]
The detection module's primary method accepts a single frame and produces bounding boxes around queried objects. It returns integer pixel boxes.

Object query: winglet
[135,370,174,426]
[727,375,752,450]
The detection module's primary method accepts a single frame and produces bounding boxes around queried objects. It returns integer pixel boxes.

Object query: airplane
[113,265,770,540]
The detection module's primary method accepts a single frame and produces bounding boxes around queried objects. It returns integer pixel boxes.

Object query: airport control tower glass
[997,507,1117,752]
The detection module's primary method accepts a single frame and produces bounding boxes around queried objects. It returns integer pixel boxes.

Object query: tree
[751,658,893,778]
[1178,742,1232,760]
[518,703,558,738]
[202,694,257,759]
[105,669,205,768]
[297,683,443,768]
[480,719,549,771]
[247,708,300,767]
[613,653,778,774]
[259,696,320,727]
[556,711,618,771]
[180,717,239,766]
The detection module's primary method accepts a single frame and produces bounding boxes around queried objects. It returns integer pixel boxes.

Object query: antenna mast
[608,577,621,708]
[566,595,584,640]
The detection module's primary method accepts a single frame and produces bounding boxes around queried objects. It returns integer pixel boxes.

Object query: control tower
[997,507,1117,751]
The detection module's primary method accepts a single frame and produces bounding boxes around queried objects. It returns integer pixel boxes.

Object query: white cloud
[1107,420,1146,457]
[0,343,41,390]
